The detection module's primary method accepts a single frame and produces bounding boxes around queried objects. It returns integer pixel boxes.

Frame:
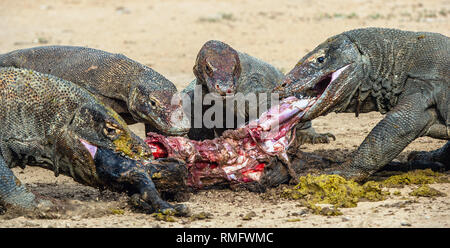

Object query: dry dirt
[0,0,449,228]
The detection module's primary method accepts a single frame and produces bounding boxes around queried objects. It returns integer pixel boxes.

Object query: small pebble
[341,217,351,222]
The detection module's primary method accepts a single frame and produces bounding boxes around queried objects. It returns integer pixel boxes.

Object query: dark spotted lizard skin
[0,46,190,136]
[0,67,187,215]
[275,28,449,181]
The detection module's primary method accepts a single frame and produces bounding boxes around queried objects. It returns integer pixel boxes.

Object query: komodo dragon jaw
[53,103,152,183]
[274,35,367,121]
[128,83,191,136]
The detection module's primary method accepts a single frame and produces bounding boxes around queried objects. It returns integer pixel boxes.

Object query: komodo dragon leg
[330,90,438,181]
[0,155,50,211]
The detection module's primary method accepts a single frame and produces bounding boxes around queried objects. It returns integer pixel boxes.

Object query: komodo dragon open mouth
[309,65,350,100]
[145,96,316,189]
[297,64,350,120]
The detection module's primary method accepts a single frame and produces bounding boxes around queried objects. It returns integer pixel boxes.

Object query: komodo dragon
[0,67,187,215]
[274,27,449,181]
[183,40,335,144]
[0,46,190,136]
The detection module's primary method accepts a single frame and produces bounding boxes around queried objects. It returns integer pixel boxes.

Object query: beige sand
[0,0,448,227]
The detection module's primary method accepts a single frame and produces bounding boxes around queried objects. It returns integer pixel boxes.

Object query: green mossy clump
[151,209,177,222]
[152,212,177,222]
[282,170,449,216]
[282,174,357,207]
[190,212,213,221]
[282,174,389,215]
[361,181,389,201]
[110,208,125,215]
[381,169,448,187]
[409,185,447,198]
[393,191,402,196]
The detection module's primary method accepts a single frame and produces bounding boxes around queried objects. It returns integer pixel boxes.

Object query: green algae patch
[283,174,388,207]
[286,218,302,222]
[361,181,390,201]
[381,169,448,187]
[282,174,389,215]
[190,212,213,221]
[282,174,360,208]
[110,208,125,215]
[152,212,177,222]
[409,185,447,198]
[281,170,449,216]
[150,208,178,222]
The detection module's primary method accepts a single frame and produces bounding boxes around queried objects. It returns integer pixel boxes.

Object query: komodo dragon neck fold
[343,29,419,115]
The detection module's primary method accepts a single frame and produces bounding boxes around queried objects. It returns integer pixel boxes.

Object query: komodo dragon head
[56,95,188,211]
[128,72,191,136]
[55,100,154,182]
[193,40,241,97]
[273,34,368,121]
[0,67,188,213]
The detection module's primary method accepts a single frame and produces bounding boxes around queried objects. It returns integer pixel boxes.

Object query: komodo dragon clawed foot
[129,193,190,216]
[257,152,338,189]
[324,167,369,182]
[407,141,450,170]
[293,122,335,145]
[323,157,449,183]
[0,157,56,219]
[295,127,336,145]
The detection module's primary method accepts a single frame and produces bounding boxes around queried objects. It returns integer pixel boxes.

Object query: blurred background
[1,0,449,90]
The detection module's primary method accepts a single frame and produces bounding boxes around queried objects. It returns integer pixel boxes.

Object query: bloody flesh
[145,96,314,189]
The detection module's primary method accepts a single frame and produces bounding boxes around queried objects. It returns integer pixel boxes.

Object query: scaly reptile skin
[0,67,187,215]
[274,28,449,181]
[0,46,190,136]
[183,40,335,144]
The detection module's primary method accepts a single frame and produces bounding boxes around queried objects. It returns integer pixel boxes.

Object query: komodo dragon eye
[103,122,122,139]
[149,97,161,110]
[317,56,325,63]
[205,62,214,77]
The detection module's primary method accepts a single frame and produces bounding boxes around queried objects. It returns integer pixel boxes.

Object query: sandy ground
[0,0,449,228]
